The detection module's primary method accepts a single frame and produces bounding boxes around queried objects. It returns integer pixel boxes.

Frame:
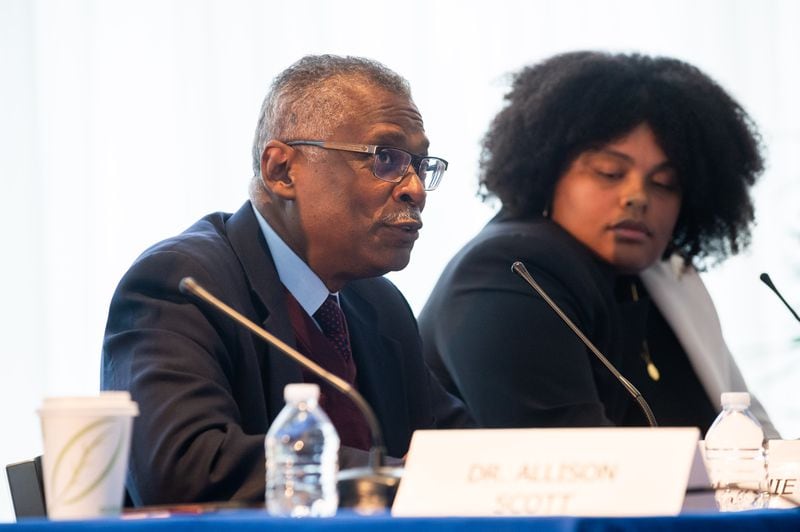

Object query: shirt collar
[251,204,333,316]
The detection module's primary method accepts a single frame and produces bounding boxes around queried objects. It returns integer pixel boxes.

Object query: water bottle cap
[720,392,751,408]
[284,383,320,403]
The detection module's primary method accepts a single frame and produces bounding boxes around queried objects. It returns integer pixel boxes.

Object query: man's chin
[369,252,413,277]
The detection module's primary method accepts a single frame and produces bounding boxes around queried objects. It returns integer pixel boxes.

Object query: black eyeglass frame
[285,140,448,191]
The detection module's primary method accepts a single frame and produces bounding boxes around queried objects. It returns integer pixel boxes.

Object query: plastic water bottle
[704,392,768,511]
[265,383,340,517]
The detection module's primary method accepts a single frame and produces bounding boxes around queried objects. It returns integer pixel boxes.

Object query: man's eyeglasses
[285,140,448,191]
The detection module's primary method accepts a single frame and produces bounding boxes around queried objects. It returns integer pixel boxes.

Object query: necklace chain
[631,282,660,382]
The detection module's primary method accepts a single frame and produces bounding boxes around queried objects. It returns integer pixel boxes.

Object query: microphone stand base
[337,466,403,514]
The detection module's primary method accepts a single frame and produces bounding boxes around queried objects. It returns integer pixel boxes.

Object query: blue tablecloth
[4,509,800,531]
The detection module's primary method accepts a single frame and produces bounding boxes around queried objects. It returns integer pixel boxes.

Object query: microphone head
[178,277,196,295]
[759,272,800,323]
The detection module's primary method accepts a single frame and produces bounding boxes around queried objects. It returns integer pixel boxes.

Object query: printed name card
[392,427,701,517]
[768,440,800,508]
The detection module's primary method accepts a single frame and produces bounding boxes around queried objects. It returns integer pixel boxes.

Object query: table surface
[3,508,800,531]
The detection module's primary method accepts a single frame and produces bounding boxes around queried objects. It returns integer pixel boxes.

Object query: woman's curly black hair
[479,51,764,265]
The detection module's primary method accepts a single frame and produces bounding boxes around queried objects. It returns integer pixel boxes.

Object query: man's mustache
[381,209,423,227]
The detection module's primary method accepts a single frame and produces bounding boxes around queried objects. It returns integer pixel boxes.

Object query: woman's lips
[610,220,651,241]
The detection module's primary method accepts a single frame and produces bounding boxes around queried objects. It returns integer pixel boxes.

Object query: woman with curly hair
[419,51,777,435]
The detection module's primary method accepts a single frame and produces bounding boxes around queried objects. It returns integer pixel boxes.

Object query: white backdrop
[1,0,799,520]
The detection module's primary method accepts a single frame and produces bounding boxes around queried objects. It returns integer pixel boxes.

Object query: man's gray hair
[250,55,412,179]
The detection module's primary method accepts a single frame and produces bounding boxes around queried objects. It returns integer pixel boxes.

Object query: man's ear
[260,140,297,200]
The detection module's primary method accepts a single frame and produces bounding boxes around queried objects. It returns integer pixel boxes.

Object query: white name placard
[392,427,701,517]
[767,440,800,508]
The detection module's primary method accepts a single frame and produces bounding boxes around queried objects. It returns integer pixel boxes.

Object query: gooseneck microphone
[760,273,800,324]
[511,261,658,428]
[178,277,401,512]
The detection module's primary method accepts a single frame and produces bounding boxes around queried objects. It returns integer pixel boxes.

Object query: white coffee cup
[37,392,139,520]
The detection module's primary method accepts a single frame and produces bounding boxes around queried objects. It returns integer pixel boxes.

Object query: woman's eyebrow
[592,148,633,162]
[592,148,671,170]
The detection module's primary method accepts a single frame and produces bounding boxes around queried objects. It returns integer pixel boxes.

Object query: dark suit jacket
[419,215,645,428]
[102,201,470,506]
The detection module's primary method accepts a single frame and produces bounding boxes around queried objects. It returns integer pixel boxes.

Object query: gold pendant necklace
[641,340,661,382]
[631,282,660,382]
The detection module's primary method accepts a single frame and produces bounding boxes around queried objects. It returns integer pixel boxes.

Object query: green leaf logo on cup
[38,393,138,519]
[50,417,126,506]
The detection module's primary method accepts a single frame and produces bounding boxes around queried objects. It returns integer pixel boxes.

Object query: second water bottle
[704,392,768,511]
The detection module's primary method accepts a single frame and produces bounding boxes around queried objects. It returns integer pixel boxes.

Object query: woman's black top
[419,214,718,430]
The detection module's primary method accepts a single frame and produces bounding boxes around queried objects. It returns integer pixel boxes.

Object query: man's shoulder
[111,207,263,300]
[139,211,233,259]
[130,203,261,276]
[108,203,275,328]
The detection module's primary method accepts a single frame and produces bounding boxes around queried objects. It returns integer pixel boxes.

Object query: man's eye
[376,150,399,166]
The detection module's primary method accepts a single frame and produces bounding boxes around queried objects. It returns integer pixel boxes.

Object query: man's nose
[393,167,427,209]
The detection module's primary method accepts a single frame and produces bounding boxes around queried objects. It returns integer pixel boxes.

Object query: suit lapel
[225,201,302,418]
[340,287,410,454]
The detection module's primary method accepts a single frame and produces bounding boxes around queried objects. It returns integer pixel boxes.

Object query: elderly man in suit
[102,54,470,506]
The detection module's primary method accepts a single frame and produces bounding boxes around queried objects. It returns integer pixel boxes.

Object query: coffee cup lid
[38,392,139,417]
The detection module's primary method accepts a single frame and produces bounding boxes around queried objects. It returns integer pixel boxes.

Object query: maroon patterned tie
[313,295,353,362]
